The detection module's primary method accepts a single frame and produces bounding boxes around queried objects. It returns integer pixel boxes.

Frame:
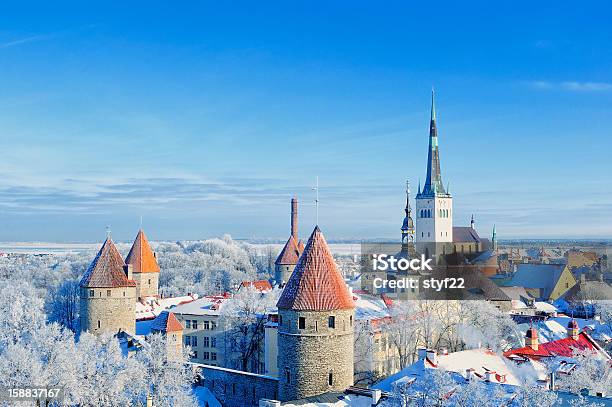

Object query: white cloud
[529,80,612,92]
[0,35,49,49]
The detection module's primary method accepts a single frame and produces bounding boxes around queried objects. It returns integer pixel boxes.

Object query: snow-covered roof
[281,393,377,407]
[353,293,390,321]
[193,386,221,407]
[170,295,229,316]
[518,316,612,345]
[534,301,558,313]
[374,348,545,391]
[135,294,198,320]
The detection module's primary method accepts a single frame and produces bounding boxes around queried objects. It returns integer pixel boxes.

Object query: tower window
[97,320,101,328]
[148,279,151,285]
[107,290,111,297]
[350,315,353,327]
[328,372,333,386]
[285,369,291,384]
[328,316,336,328]
[89,290,94,297]
[298,317,306,329]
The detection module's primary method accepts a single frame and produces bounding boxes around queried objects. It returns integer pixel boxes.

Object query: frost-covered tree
[73,332,145,406]
[448,379,507,407]
[0,280,46,347]
[457,301,522,352]
[220,285,279,372]
[46,278,80,332]
[384,368,457,407]
[556,348,612,397]
[136,333,196,407]
[513,383,558,407]
[382,300,423,369]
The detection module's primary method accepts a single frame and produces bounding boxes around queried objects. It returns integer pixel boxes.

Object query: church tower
[276,226,355,402]
[415,89,453,262]
[80,237,136,335]
[400,180,417,258]
[274,198,304,286]
[125,229,160,299]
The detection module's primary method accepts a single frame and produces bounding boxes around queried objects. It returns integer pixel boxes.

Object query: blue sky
[0,1,611,242]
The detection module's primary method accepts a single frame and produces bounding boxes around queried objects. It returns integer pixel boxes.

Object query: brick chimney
[567,319,579,340]
[291,197,298,240]
[526,323,538,351]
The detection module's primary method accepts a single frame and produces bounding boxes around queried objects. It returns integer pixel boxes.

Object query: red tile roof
[240,280,273,292]
[277,226,355,311]
[80,238,136,288]
[275,235,302,265]
[125,229,160,273]
[151,311,183,332]
[504,332,598,359]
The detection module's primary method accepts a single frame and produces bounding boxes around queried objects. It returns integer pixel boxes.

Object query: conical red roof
[275,235,302,265]
[277,227,354,311]
[151,311,183,332]
[125,229,160,273]
[80,238,136,288]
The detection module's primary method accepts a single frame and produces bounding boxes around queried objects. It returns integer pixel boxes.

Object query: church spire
[431,87,436,122]
[421,88,447,196]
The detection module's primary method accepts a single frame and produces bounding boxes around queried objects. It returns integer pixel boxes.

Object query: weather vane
[106,225,112,239]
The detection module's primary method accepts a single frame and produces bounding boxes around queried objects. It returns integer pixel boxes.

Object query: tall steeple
[421,88,447,196]
[492,224,498,252]
[401,181,415,244]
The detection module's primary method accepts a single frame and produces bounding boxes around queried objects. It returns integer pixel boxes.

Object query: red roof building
[277,226,354,311]
[504,331,608,360]
[125,229,160,273]
[80,238,136,288]
[240,280,273,292]
[275,235,302,265]
[151,311,183,333]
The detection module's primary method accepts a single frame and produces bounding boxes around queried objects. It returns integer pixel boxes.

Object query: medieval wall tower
[274,197,304,286]
[79,238,136,335]
[125,229,160,299]
[416,89,453,262]
[276,226,355,402]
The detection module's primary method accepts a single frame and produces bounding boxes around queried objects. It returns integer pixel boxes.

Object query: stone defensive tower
[80,238,136,335]
[125,229,160,298]
[276,226,355,402]
[274,197,304,286]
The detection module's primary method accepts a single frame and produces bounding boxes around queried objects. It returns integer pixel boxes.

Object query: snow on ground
[193,386,222,407]
[282,394,375,407]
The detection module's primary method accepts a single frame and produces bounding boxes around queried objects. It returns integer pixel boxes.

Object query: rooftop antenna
[312,176,319,225]
[140,215,143,230]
